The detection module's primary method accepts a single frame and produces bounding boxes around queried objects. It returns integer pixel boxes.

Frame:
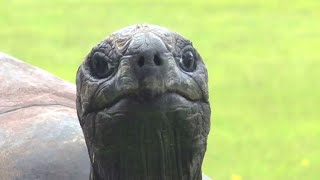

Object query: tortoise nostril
[153,55,161,66]
[138,53,162,67]
[138,56,145,67]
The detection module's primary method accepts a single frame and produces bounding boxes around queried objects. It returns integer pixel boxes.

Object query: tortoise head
[76,24,210,180]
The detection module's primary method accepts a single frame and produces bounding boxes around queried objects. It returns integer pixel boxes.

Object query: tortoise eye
[91,52,117,78]
[179,51,196,72]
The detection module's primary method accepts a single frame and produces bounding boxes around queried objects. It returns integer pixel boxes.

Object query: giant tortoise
[0,24,211,180]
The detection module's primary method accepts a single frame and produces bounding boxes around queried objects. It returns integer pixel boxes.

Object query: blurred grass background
[1,0,319,179]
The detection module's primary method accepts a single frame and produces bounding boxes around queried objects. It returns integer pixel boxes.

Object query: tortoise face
[76,24,210,180]
[76,24,208,116]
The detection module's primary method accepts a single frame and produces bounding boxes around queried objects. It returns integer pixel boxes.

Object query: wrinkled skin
[76,24,211,180]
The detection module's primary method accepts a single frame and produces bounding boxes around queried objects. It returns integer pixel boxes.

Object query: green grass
[1,0,320,179]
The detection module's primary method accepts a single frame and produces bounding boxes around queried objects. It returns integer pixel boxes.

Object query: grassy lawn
[1,0,319,179]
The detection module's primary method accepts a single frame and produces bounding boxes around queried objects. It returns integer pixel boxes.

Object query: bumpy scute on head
[76,24,209,117]
[76,24,210,180]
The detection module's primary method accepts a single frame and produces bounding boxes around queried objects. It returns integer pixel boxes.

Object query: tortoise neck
[83,107,209,180]
[89,130,203,180]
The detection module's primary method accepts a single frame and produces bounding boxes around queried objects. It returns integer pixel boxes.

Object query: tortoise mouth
[89,92,205,116]
[85,94,209,180]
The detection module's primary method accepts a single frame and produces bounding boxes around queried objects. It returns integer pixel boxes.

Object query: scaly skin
[76,24,211,180]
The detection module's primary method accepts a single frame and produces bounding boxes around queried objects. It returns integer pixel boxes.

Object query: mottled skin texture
[76,24,211,180]
[0,25,211,180]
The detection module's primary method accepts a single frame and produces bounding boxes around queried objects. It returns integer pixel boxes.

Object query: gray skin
[0,24,211,180]
[76,24,211,180]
